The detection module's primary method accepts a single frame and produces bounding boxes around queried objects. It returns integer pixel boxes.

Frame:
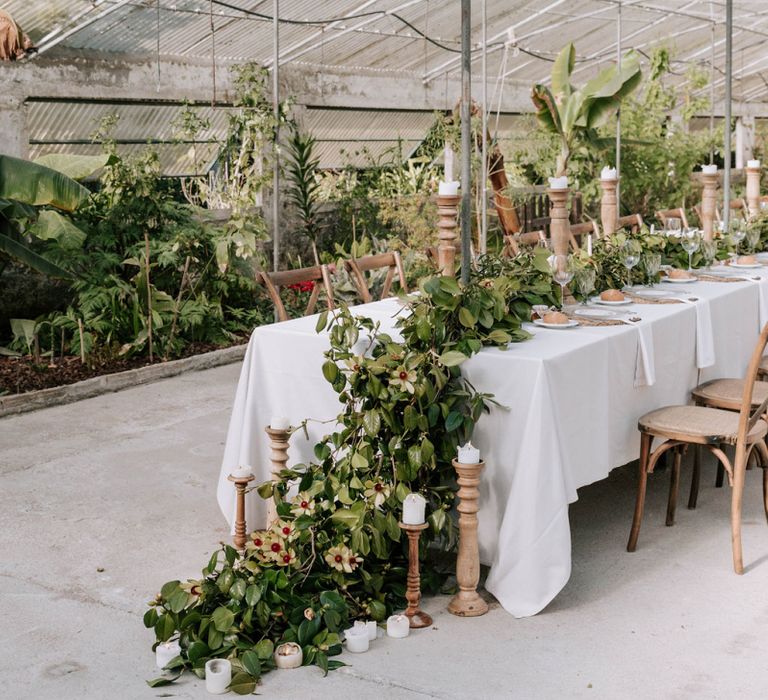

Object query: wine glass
[548,254,575,308]
[574,266,596,305]
[746,227,760,254]
[622,241,641,289]
[700,239,717,268]
[731,218,746,251]
[681,228,701,271]
[667,217,682,237]
[643,253,661,286]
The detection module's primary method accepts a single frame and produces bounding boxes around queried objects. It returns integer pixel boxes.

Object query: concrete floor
[2,364,768,700]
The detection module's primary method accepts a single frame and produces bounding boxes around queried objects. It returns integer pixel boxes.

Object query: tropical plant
[285,126,322,264]
[531,43,642,176]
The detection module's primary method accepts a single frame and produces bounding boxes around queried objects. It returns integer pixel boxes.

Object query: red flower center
[271,542,281,552]
[334,554,343,563]
[300,501,309,508]
[399,371,408,380]
[353,364,360,371]
[191,586,200,596]
[374,483,383,492]
[349,557,357,565]
[253,538,263,547]
[282,554,291,563]
[282,526,291,535]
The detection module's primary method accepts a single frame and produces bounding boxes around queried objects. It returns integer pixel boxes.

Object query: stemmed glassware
[700,239,717,268]
[667,217,682,237]
[548,254,575,309]
[574,266,596,304]
[745,227,760,254]
[642,253,661,286]
[622,241,641,289]
[680,228,701,271]
[730,218,747,251]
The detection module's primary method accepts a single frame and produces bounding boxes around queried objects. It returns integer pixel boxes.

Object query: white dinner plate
[591,296,632,306]
[662,276,696,283]
[573,307,617,319]
[533,319,580,329]
[729,262,762,269]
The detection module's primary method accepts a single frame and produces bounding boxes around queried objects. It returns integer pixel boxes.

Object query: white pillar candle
[270,416,290,430]
[748,159,761,168]
[344,626,370,653]
[155,640,180,669]
[438,180,460,196]
[548,176,568,189]
[587,234,593,257]
[457,442,481,464]
[386,614,410,638]
[444,144,454,182]
[702,164,718,174]
[274,642,303,669]
[366,620,378,641]
[402,493,426,525]
[204,658,231,695]
[650,224,655,236]
[600,166,617,180]
[230,466,252,479]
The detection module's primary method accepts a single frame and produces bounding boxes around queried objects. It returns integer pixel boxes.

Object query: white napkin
[633,321,656,387]
[748,278,768,330]
[677,296,715,368]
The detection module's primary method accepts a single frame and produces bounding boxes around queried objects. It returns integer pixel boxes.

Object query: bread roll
[600,289,625,302]
[667,269,693,280]
[542,311,569,325]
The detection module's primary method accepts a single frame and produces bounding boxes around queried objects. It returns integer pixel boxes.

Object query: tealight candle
[702,164,718,174]
[438,180,460,196]
[386,614,410,638]
[230,466,252,480]
[274,642,303,669]
[600,166,617,180]
[270,416,290,430]
[548,176,568,189]
[344,626,370,653]
[402,492,426,525]
[457,441,481,464]
[155,640,180,669]
[205,658,232,695]
[748,159,761,168]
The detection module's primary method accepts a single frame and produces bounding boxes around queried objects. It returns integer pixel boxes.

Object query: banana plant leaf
[33,153,114,181]
[0,230,75,278]
[30,210,87,249]
[0,154,89,211]
[551,43,576,97]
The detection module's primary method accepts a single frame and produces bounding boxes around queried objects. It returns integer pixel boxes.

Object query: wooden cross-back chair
[568,221,599,252]
[656,207,690,229]
[616,213,644,233]
[628,323,768,574]
[715,198,749,223]
[344,251,408,304]
[503,229,547,257]
[258,265,335,322]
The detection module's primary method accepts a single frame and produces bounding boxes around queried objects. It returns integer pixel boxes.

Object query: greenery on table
[147,256,557,689]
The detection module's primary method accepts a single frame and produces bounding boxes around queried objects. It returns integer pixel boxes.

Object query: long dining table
[218,266,768,617]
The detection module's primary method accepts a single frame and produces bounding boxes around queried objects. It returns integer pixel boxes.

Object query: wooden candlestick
[448,458,489,617]
[746,166,761,218]
[600,178,618,236]
[228,473,255,551]
[701,172,719,241]
[547,187,571,256]
[437,194,460,277]
[265,426,291,526]
[399,521,432,628]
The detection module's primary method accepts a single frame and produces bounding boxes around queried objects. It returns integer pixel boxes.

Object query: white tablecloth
[218,271,767,617]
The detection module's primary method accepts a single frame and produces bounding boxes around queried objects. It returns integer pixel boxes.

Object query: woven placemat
[566,313,626,327]
[694,273,747,283]
[624,291,681,304]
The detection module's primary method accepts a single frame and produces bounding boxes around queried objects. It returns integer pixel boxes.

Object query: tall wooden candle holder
[547,188,570,256]
[448,458,489,617]
[701,172,719,241]
[746,165,761,218]
[265,426,291,526]
[228,473,255,551]
[600,178,618,236]
[437,194,460,277]
[399,522,432,628]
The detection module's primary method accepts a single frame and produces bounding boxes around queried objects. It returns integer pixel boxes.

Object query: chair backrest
[503,229,547,256]
[714,199,749,224]
[656,207,689,229]
[616,213,644,233]
[568,220,599,251]
[344,252,408,304]
[259,265,335,322]
[735,323,768,463]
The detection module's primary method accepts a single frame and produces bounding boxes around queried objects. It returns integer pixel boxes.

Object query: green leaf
[439,350,468,367]
[445,411,463,432]
[256,480,274,500]
[33,153,111,180]
[458,307,476,328]
[316,651,329,676]
[229,579,246,601]
[350,452,368,470]
[362,409,381,436]
[368,599,387,621]
[229,671,257,695]
[211,606,235,632]
[322,360,339,383]
[146,674,180,687]
[204,551,219,576]
[331,507,363,530]
[143,608,159,629]
[240,650,261,678]
[245,584,262,606]
[167,588,190,614]
[155,614,176,642]
[0,232,74,278]
[487,329,512,344]
[255,639,274,660]
[551,43,576,96]
[187,640,210,663]
[407,444,422,469]
[429,508,447,534]
[315,310,328,333]
[0,154,89,210]
[31,210,86,249]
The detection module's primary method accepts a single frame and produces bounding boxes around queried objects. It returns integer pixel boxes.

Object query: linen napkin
[748,277,768,330]
[633,321,656,388]
[677,296,715,368]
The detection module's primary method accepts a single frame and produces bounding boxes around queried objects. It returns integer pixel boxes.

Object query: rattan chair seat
[692,378,768,411]
[638,405,768,445]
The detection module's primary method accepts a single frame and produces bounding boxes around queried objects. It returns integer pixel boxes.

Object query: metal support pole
[723,0,733,231]
[710,19,715,163]
[460,0,472,284]
[480,0,488,256]
[272,0,280,272]
[616,1,622,211]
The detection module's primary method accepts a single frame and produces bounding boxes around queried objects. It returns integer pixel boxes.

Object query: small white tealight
[600,166,617,180]
[402,493,427,525]
[205,658,232,695]
[155,640,180,669]
[702,164,718,174]
[748,159,761,169]
[386,614,410,638]
[438,180,460,196]
[270,416,290,430]
[457,441,481,464]
[274,642,303,669]
[230,466,252,480]
[344,625,370,653]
